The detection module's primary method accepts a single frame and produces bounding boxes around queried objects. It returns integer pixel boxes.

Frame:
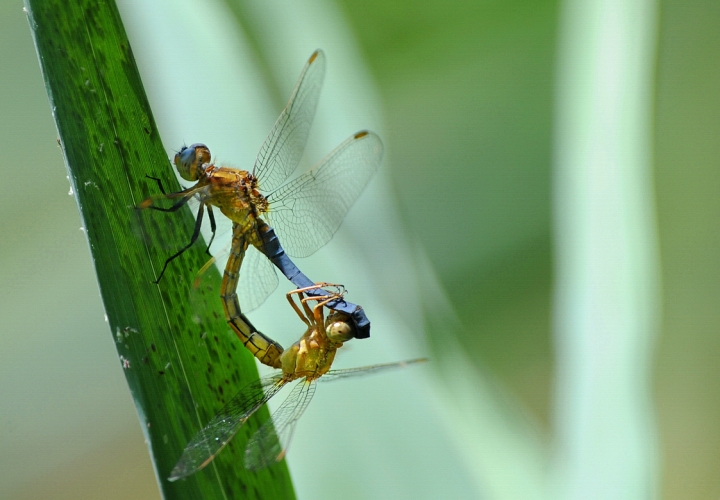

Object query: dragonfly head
[325,311,355,343]
[174,143,211,181]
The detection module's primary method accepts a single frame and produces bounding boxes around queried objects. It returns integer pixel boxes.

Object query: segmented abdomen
[221,223,283,368]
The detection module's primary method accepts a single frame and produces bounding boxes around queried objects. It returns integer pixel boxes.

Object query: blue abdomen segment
[257,223,371,339]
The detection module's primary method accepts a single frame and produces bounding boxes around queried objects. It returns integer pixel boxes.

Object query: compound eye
[326,317,354,342]
[173,143,210,181]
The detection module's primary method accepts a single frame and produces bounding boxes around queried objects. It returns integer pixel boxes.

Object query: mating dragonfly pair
[141,50,422,480]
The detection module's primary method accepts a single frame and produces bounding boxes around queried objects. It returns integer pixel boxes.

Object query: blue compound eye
[173,143,210,181]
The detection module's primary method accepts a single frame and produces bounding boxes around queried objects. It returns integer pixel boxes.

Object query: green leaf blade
[25,1,295,498]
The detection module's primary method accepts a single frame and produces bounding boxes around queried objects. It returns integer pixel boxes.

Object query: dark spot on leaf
[158,371,165,376]
[151,343,157,352]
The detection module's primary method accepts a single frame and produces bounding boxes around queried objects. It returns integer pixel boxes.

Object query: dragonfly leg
[300,293,317,324]
[287,283,343,326]
[287,282,336,294]
[311,297,326,329]
[145,174,167,195]
[291,284,347,330]
[145,193,193,213]
[290,282,345,300]
[137,182,202,210]
[205,205,217,254]
[297,284,346,310]
[309,290,348,328]
[153,203,205,284]
[286,290,312,327]
[310,290,346,310]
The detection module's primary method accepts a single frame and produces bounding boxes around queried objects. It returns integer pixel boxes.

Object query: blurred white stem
[415,249,548,500]
[552,0,660,498]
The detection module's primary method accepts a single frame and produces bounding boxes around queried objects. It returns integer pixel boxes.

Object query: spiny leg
[288,284,346,329]
[298,283,347,313]
[286,283,341,326]
[311,297,326,330]
[298,284,346,313]
[146,193,194,213]
[138,181,202,210]
[205,205,217,254]
[309,290,348,328]
[287,287,329,327]
[288,282,344,301]
[145,174,168,195]
[154,202,205,284]
[300,283,345,308]
[286,290,312,327]
[287,282,337,294]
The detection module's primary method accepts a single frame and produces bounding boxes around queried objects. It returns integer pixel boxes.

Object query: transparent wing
[320,358,428,383]
[266,131,383,257]
[237,244,280,312]
[244,379,317,471]
[192,236,277,314]
[168,374,288,481]
[253,50,326,192]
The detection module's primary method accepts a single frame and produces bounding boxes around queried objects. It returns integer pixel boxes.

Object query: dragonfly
[168,283,426,481]
[140,50,383,351]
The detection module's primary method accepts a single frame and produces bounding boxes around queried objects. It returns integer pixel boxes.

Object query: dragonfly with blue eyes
[140,50,383,368]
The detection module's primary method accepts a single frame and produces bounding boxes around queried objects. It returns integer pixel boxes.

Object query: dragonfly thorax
[245,174,269,216]
[279,314,352,380]
[206,168,269,225]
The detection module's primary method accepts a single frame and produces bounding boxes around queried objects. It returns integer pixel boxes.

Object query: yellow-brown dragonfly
[140,50,382,361]
[168,283,425,480]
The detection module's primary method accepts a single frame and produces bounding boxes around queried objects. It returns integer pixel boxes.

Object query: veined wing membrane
[189,227,279,314]
[237,245,280,312]
[168,373,288,481]
[253,50,326,192]
[320,358,428,383]
[244,379,317,471]
[267,131,383,258]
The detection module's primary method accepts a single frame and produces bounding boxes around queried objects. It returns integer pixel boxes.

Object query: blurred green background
[1,0,719,498]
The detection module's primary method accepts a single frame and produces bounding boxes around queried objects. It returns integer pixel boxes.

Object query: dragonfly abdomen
[221,223,284,368]
[224,297,283,368]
